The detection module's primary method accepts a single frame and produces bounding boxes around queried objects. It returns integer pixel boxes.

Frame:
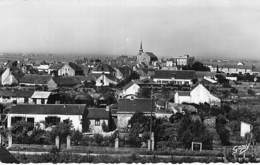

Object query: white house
[58,62,83,76]
[120,81,140,98]
[7,104,86,132]
[174,84,221,106]
[1,68,18,86]
[30,91,52,104]
[95,74,118,86]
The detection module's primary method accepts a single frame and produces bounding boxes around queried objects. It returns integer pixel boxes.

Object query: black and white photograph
[0,0,260,163]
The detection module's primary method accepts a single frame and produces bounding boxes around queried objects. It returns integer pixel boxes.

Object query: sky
[0,0,260,59]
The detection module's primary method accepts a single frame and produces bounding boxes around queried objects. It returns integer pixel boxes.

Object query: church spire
[139,41,144,55]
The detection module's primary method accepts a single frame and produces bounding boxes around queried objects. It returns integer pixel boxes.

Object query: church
[136,42,158,66]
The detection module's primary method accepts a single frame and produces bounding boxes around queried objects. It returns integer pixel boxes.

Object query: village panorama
[0,44,259,163]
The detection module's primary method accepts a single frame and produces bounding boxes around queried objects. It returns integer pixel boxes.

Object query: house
[136,42,158,66]
[208,65,253,75]
[37,64,50,73]
[91,63,115,75]
[19,74,52,87]
[175,54,195,66]
[30,91,52,104]
[114,66,132,80]
[117,98,155,130]
[95,74,118,87]
[153,70,197,85]
[58,62,84,76]
[1,68,19,86]
[0,89,34,104]
[120,81,140,98]
[86,108,110,133]
[47,76,87,90]
[7,104,86,131]
[174,84,221,106]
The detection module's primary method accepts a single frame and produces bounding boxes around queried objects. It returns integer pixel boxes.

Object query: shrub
[94,134,104,145]
[71,130,83,145]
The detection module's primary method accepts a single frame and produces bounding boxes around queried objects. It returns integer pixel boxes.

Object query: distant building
[174,84,221,106]
[208,65,253,75]
[1,68,19,86]
[153,70,197,85]
[175,54,195,66]
[95,74,118,87]
[136,42,158,66]
[58,62,84,76]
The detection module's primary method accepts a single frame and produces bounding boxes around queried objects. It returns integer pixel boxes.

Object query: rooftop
[8,104,86,115]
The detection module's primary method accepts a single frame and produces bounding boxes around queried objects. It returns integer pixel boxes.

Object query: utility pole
[149,86,154,151]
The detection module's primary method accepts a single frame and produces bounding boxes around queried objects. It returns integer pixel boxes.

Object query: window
[33,98,37,104]
[95,119,100,126]
[45,116,60,127]
[11,117,25,126]
[41,99,45,104]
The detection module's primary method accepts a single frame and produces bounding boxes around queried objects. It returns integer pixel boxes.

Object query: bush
[94,134,104,145]
[71,130,83,145]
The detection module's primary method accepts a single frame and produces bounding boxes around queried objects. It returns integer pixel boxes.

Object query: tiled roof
[8,104,86,115]
[0,89,34,98]
[19,74,52,85]
[118,98,155,113]
[68,62,83,71]
[52,76,87,86]
[86,108,110,119]
[122,81,136,90]
[93,63,115,73]
[31,91,51,99]
[153,70,196,80]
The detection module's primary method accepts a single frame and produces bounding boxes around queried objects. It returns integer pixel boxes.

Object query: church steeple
[139,41,144,55]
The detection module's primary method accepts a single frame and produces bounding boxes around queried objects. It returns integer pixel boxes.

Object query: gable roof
[118,98,155,113]
[68,62,83,71]
[86,108,110,119]
[0,147,19,163]
[153,70,196,80]
[8,104,86,115]
[122,81,138,90]
[31,91,52,99]
[19,74,52,85]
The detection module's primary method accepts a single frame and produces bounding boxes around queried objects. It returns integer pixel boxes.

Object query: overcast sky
[0,0,260,59]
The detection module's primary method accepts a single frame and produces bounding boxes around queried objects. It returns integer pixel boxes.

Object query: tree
[216,114,230,145]
[102,121,109,132]
[215,74,229,84]
[128,112,155,147]
[177,114,213,149]
[182,61,210,71]
[82,107,91,133]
